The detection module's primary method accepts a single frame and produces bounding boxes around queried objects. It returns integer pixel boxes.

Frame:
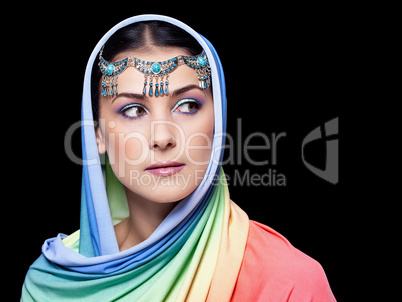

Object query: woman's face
[96,47,214,203]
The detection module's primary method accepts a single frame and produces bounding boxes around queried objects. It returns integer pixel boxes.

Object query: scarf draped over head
[21,14,250,302]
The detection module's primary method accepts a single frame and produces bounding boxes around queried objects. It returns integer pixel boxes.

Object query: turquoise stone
[151,62,161,74]
[197,56,206,66]
[106,64,114,75]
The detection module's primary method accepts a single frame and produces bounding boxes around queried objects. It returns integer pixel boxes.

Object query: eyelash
[119,98,201,119]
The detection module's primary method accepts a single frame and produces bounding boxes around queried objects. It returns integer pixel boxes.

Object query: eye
[120,104,148,119]
[173,99,201,114]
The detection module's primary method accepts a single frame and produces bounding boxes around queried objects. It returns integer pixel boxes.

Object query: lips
[145,161,185,176]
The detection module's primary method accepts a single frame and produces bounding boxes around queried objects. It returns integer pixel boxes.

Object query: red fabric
[231,220,336,302]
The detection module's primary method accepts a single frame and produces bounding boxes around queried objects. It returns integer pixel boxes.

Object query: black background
[10,4,362,301]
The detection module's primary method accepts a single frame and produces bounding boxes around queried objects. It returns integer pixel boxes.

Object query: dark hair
[91,21,203,121]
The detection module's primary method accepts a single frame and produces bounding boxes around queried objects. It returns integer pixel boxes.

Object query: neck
[114,188,178,252]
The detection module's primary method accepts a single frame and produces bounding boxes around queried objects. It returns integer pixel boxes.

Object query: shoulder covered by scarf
[21,15,336,302]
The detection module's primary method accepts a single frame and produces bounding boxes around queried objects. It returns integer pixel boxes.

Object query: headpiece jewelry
[99,48,211,97]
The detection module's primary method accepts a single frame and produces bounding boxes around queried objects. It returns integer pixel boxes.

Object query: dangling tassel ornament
[104,82,110,96]
[198,76,204,89]
[114,80,118,95]
[101,82,106,96]
[160,80,164,96]
[165,75,169,95]
[101,74,108,96]
[142,75,148,95]
[149,77,153,97]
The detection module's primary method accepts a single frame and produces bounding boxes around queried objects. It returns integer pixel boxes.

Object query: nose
[150,121,177,150]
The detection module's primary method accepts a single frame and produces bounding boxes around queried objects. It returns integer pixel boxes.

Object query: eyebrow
[110,84,203,103]
[170,84,203,98]
[111,92,148,103]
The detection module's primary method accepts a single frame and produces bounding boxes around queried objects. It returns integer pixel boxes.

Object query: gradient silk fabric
[21,15,336,301]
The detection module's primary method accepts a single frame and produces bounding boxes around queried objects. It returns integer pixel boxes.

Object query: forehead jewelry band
[98,49,211,97]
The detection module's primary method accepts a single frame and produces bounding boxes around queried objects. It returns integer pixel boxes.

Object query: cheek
[183,114,214,165]
[104,125,150,176]
[122,133,149,162]
[185,133,213,164]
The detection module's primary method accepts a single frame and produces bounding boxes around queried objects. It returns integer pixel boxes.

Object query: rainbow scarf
[22,169,249,301]
[21,15,250,301]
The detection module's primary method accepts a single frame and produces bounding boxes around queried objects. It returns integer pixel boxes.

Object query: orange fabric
[231,221,336,302]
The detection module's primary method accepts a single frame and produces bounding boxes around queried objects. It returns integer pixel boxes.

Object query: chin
[128,182,198,204]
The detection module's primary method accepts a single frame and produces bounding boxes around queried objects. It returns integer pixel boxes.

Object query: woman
[21,15,336,301]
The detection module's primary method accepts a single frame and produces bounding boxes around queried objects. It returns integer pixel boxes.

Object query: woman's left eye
[173,99,200,114]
